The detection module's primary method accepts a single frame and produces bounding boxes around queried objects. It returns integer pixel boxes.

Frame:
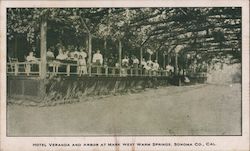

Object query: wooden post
[118,39,122,76]
[140,47,143,63]
[119,39,122,66]
[105,67,108,76]
[39,62,42,76]
[14,63,18,76]
[66,64,70,76]
[167,54,170,65]
[163,54,166,69]
[14,36,17,58]
[88,34,92,76]
[174,52,178,75]
[85,36,88,51]
[40,17,47,79]
[104,37,107,50]
[156,51,158,61]
[88,34,92,64]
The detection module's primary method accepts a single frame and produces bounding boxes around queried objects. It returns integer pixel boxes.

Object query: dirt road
[7,83,241,136]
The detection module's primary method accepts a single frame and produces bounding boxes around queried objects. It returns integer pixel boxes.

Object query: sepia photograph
[6,7,242,136]
[0,0,249,151]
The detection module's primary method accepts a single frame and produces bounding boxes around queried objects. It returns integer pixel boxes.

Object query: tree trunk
[88,34,92,64]
[40,17,47,79]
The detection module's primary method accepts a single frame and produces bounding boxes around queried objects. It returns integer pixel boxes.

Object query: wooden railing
[7,61,171,77]
[7,62,41,76]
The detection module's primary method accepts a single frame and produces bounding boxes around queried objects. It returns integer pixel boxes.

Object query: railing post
[14,63,18,76]
[53,64,55,75]
[105,66,108,76]
[66,64,70,76]
[26,63,30,76]
[130,68,133,76]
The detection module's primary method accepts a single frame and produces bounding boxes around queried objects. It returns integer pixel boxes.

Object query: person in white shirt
[132,56,139,68]
[46,48,55,73]
[25,51,38,75]
[147,59,153,68]
[166,64,174,71]
[122,56,129,67]
[92,50,103,75]
[153,60,159,70]
[152,60,159,76]
[26,51,38,62]
[56,48,67,60]
[79,48,87,60]
[92,50,103,65]
[78,55,87,76]
[46,48,55,59]
[166,64,174,75]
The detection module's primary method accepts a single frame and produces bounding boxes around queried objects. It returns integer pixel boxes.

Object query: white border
[0,1,249,151]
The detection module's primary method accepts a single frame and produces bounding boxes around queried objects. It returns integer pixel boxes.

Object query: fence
[7,61,171,77]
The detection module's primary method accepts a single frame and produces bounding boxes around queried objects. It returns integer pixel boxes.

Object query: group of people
[46,46,104,76]
[23,45,173,76]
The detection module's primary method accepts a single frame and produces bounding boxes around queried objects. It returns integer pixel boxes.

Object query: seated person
[26,51,38,62]
[122,56,129,67]
[144,63,151,74]
[92,50,103,66]
[56,48,67,60]
[46,48,55,60]
[146,59,153,68]
[166,64,174,75]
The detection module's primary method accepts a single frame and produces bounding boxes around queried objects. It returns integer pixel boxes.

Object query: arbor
[7,7,241,75]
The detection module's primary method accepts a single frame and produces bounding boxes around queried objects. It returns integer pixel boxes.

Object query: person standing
[92,50,103,75]
[78,55,87,76]
[92,50,103,65]
[25,51,39,76]
[152,60,159,76]
[132,56,139,75]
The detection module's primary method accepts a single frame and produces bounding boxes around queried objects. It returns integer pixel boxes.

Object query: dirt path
[7,83,241,136]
